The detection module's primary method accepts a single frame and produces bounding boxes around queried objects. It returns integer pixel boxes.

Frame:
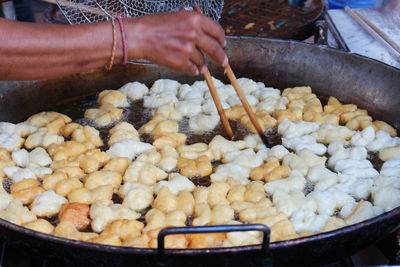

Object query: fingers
[199,16,227,48]
[189,48,206,74]
[196,31,228,68]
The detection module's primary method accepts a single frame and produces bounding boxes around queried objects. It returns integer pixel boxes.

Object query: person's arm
[0,10,227,80]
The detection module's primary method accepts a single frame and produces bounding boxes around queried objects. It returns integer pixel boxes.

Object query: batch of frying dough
[0,76,399,249]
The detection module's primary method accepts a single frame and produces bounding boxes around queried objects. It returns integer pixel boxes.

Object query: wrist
[124,17,146,60]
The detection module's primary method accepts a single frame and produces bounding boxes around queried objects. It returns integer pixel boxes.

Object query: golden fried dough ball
[250,158,291,182]
[54,221,98,241]
[85,170,122,192]
[67,185,113,205]
[225,105,256,120]
[108,122,139,145]
[48,141,88,161]
[59,203,90,230]
[187,232,226,249]
[177,143,213,160]
[102,219,144,241]
[87,233,122,246]
[103,157,130,175]
[25,128,64,149]
[303,111,339,125]
[239,111,277,133]
[0,148,12,161]
[84,104,123,127]
[71,126,103,149]
[10,179,44,205]
[153,132,187,150]
[176,191,195,216]
[273,108,303,123]
[26,112,71,129]
[98,90,129,108]
[177,155,212,178]
[152,187,177,213]
[61,123,81,136]
[373,120,397,137]
[23,219,54,234]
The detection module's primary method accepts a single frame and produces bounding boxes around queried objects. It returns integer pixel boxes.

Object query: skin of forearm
[0,18,130,80]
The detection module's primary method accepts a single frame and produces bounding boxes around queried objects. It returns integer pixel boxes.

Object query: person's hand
[125,10,228,75]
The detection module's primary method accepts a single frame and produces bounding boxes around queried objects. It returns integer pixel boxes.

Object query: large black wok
[0,37,399,266]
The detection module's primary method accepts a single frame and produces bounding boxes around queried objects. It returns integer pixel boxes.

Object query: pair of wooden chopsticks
[203,68,268,144]
[194,5,268,145]
[344,6,400,61]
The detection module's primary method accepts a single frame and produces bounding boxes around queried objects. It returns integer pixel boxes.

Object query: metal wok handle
[157,224,270,256]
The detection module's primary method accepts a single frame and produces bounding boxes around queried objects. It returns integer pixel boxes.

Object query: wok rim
[0,37,399,256]
[0,207,399,255]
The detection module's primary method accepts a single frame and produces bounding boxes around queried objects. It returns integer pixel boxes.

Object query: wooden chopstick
[224,65,267,140]
[344,6,400,61]
[203,70,234,139]
[354,9,400,55]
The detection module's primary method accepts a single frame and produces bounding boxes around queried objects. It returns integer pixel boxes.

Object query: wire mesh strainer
[56,0,224,24]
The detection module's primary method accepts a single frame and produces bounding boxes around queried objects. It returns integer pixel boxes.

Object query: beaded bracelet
[105,17,117,71]
[115,16,128,64]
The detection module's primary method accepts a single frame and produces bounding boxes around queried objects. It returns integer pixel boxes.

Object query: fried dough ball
[192,203,211,226]
[76,149,111,174]
[244,181,266,203]
[224,228,262,247]
[0,160,15,178]
[12,147,52,168]
[324,97,357,115]
[48,141,88,161]
[177,155,212,178]
[23,219,54,234]
[143,208,186,232]
[158,146,179,172]
[208,182,231,207]
[71,126,103,149]
[322,217,347,232]
[187,232,226,248]
[225,105,256,120]
[345,115,373,130]
[208,135,246,161]
[344,200,376,225]
[87,233,122,246]
[176,191,195,216]
[60,122,81,137]
[123,235,151,248]
[373,120,397,137]
[26,112,71,128]
[147,229,188,249]
[240,111,277,133]
[118,81,149,100]
[0,133,24,152]
[312,124,355,144]
[153,132,186,150]
[154,173,195,195]
[98,90,129,108]
[136,149,161,164]
[303,111,339,125]
[270,219,297,242]
[49,161,85,179]
[152,187,178,213]
[273,108,303,123]
[124,160,167,185]
[0,199,37,225]
[250,158,291,182]
[102,219,144,241]
[141,118,179,135]
[107,139,154,160]
[379,145,400,161]
[119,182,154,211]
[67,185,113,205]
[54,221,98,241]
[103,157,130,174]
[211,204,234,224]
[84,104,123,127]
[210,162,250,185]
[154,103,184,121]
[108,122,139,145]
[59,203,90,230]
[0,148,11,161]
[10,178,45,205]
[30,190,68,217]
[0,122,37,138]
[177,143,213,160]
[189,114,220,132]
[85,170,122,192]
[3,165,48,183]
[149,79,181,95]
[90,204,140,232]
[25,128,64,149]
